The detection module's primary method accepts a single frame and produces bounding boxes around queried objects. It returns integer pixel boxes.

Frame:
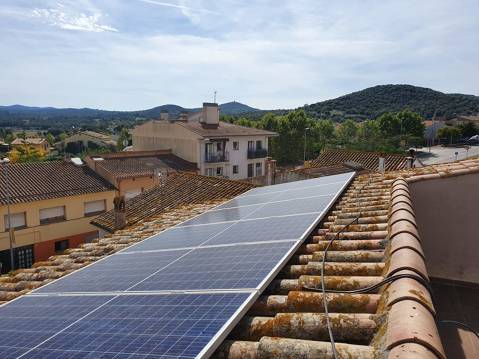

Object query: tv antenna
[214,90,217,104]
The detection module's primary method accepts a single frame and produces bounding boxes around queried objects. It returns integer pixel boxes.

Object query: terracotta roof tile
[0,161,115,205]
[177,120,278,137]
[89,151,198,178]
[310,149,408,171]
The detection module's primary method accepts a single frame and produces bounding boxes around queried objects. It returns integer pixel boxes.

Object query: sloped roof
[178,120,278,138]
[0,161,115,205]
[91,172,255,232]
[11,137,47,145]
[88,151,198,179]
[310,149,408,171]
[1,158,478,357]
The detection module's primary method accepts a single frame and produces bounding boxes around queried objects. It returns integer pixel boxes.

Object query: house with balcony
[131,103,277,180]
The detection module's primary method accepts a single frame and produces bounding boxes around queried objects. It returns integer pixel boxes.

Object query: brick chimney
[113,196,126,230]
[265,158,277,185]
[200,103,219,127]
[159,110,169,121]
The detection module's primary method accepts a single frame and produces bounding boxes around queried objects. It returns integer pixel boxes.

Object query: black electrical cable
[310,173,479,352]
[304,272,433,295]
[320,174,372,359]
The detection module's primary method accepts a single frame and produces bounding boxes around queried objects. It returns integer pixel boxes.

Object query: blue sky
[0,0,478,110]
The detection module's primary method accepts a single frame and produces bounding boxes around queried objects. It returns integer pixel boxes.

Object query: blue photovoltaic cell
[250,195,334,218]
[214,191,281,210]
[0,295,113,359]
[37,250,187,293]
[203,213,320,246]
[129,242,296,292]
[178,204,263,226]
[0,293,250,359]
[272,182,344,202]
[123,222,232,253]
[238,172,354,196]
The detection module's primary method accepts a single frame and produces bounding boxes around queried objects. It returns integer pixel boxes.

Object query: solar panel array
[0,172,354,359]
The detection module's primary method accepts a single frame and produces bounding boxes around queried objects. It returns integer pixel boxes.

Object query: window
[247,163,254,178]
[84,200,106,217]
[55,239,69,253]
[216,167,223,176]
[205,168,214,176]
[256,140,263,150]
[233,141,239,150]
[16,245,33,269]
[233,165,239,174]
[4,212,26,231]
[39,206,65,225]
[255,162,263,176]
[247,141,255,151]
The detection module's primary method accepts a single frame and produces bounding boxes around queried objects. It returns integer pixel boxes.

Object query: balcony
[205,151,229,163]
[247,148,268,159]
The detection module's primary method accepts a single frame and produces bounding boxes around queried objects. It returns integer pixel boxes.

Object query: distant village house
[131,103,278,180]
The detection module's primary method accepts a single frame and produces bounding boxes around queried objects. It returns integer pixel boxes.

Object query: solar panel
[129,241,297,292]
[178,204,263,226]
[2,171,355,358]
[250,195,334,218]
[237,171,354,196]
[0,293,251,359]
[38,249,188,293]
[123,222,232,253]
[203,213,320,246]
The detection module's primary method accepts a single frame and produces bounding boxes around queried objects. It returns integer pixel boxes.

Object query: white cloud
[31,3,117,32]
[137,0,218,24]
[0,0,478,109]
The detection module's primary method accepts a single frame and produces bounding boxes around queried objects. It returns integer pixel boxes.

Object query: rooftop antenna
[214,90,217,104]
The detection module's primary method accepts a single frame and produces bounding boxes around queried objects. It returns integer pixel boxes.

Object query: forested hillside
[304,85,479,120]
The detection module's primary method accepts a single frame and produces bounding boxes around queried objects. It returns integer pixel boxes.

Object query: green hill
[304,84,479,120]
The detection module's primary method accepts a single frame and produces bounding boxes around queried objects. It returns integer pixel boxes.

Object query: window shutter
[4,213,26,229]
[85,200,106,214]
[39,206,65,220]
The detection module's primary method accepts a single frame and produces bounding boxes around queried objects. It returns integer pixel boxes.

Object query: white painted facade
[132,103,276,180]
[201,136,270,180]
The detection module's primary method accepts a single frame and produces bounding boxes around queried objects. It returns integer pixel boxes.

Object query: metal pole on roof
[1,158,14,271]
[303,127,310,163]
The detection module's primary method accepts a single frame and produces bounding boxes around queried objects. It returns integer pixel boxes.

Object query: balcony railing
[247,148,268,159]
[205,151,229,163]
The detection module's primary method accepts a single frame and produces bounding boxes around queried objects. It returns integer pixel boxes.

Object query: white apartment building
[131,103,277,180]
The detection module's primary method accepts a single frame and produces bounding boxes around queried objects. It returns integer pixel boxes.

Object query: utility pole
[1,158,14,271]
[303,127,310,164]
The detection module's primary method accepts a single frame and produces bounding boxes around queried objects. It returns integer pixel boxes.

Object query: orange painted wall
[33,230,98,262]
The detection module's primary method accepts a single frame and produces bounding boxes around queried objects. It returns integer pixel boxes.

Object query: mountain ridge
[0,101,259,118]
[2,85,479,121]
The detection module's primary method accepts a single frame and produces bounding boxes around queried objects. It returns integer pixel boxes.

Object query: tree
[438,127,461,144]
[396,109,425,138]
[117,128,131,150]
[46,133,55,146]
[377,112,401,137]
[458,122,478,138]
[336,119,358,147]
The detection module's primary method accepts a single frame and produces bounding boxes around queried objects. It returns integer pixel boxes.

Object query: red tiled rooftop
[309,149,408,172]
